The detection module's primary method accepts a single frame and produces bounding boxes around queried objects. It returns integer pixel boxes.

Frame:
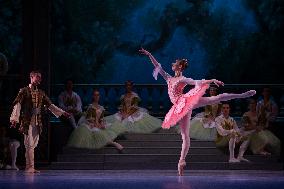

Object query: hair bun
[181,59,188,70]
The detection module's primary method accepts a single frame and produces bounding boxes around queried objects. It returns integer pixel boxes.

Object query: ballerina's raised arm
[139,48,224,87]
[139,48,171,80]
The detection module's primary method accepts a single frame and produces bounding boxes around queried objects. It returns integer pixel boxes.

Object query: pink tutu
[162,83,209,129]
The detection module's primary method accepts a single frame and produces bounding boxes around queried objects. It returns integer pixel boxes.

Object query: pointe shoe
[229,158,240,163]
[243,90,256,98]
[178,160,186,176]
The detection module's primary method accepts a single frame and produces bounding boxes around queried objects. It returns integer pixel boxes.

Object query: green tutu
[104,115,128,135]
[250,130,281,155]
[189,119,217,141]
[67,122,126,149]
[106,113,162,133]
[124,114,162,133]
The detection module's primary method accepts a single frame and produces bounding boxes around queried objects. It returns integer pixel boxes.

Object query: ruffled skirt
[250,130,281,155]
[162,83,209,128]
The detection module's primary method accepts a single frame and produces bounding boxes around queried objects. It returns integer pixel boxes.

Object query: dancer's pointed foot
[114,142,124,153]
[178,159,186,176]
[242,90,256,98]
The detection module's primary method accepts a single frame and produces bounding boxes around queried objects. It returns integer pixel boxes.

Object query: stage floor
[1,170,284,189]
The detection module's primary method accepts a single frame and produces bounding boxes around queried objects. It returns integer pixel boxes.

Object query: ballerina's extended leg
[194,90,256,109]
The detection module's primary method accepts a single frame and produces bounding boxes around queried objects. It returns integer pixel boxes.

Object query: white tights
[9,141,20,167]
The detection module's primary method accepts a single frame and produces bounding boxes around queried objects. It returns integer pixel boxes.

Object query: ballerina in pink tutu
[139,48,256,176]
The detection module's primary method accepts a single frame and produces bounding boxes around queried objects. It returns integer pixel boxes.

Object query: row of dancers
[2,86,279,172]
[62,85,280,158]
[5,48,269,175]
[55,75,280,154]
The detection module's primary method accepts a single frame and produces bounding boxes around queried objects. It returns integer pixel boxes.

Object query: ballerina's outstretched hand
[201,79,224,87]
[138,48,163,72]
[139,48,151,56]
[211,79,224,87]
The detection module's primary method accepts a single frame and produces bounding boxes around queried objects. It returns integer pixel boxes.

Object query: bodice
[86,104,104,122]
[167,76,187,104]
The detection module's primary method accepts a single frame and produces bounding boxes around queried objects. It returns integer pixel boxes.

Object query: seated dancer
[106,80,162,133]
[0,127,20,170]
[10,70,70,173]
[189,86,221,141]
[68,90,124,151]
[242,98,280,155]
[139,48,255,176]
[58,79,83,128]
[215,103,253,163]
[257,87,278,130]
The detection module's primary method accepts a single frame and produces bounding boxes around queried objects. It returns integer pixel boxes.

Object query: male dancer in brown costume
[10,70,70,173]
